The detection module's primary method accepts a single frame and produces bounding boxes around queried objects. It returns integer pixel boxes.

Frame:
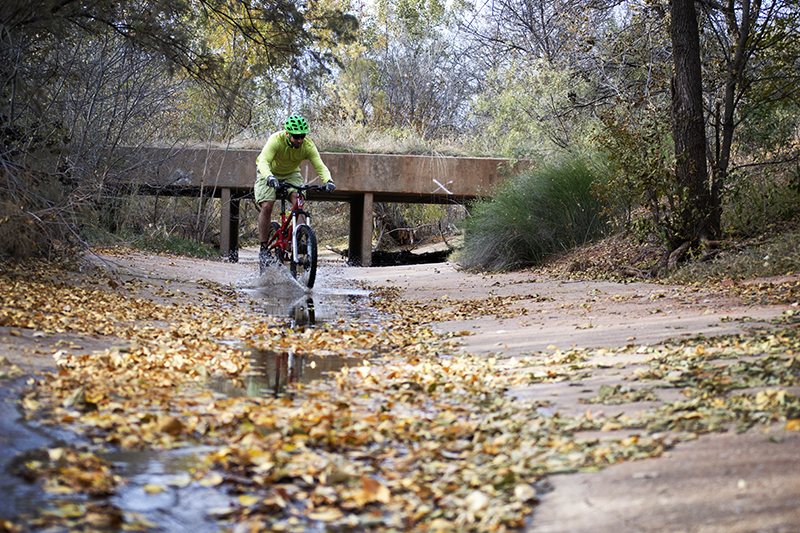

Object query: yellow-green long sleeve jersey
[255,131,332,183]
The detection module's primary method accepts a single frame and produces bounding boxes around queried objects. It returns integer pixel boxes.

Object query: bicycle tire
[290,225,317,288]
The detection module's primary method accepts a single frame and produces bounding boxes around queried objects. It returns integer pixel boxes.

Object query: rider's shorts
[254,171,304,204]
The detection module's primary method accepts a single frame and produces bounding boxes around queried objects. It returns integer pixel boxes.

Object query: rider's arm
[304,141,332,184]
[256,132,283,178]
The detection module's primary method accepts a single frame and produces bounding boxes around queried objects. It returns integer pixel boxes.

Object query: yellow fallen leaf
[620,435,639,446]
[144,484,167,494]
[353,475,391,507]
[464,490,490,513]
[238,494,260,507]
[199,473,224,487]
[307,508,344,521]
[157,416,185,435]
[43,484,76,495]
[786,419,800,431]
[429,518,454,531]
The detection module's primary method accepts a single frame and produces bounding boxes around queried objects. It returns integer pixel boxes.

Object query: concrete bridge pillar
[348,193,373,266]
[220,188,240,262]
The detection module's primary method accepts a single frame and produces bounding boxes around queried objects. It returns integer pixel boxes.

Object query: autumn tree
[669,0,712,250]
[319,0,477,138]
[658,0,800,256]
[458,0,621,158]
[0,0,357,257]
[698,0,800,238]
[465,0,799,262]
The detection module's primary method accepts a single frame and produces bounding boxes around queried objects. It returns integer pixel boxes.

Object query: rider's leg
[258,201,275,271]
[258,201,275,242]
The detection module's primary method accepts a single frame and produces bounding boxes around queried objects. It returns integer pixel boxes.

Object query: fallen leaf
[307,508,344,522]
[144,484,167,494]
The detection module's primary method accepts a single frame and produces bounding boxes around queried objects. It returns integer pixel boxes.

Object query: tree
[666,0,800,250]
[670,0,713,246]
[700,0,800,237]
[318,0,478,138]
[1,0,357,257]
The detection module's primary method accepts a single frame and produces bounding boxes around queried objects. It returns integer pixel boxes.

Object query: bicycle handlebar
[273,183,326,192]
[270,182,330,198]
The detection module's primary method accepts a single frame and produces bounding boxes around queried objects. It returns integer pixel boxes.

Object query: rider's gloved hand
[266,176,279,188]
[324,181,336,192]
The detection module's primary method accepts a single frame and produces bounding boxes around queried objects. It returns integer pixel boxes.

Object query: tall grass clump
[457,159,609,271]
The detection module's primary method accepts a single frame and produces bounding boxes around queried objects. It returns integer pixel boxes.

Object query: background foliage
[1,0,799,272]
[457,159,609,271]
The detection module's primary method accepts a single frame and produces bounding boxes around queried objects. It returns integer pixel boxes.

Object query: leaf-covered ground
[1,255,799,532]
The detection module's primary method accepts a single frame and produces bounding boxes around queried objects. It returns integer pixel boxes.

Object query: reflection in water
[224,266,376,397]
[102,446,235,533]
[210,348,367,398]
[291,297,315,327]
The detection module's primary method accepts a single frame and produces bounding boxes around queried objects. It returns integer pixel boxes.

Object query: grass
[456,158,610,271]
[130,233,218,258]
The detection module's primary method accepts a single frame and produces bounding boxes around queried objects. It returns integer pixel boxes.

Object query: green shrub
[722,167,800,237]
[130,229,217,258]
[457,159,609,271]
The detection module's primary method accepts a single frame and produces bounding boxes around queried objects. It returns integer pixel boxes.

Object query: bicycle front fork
[291,213,311,263]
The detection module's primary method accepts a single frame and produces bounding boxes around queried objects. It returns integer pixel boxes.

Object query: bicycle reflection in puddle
[210,348,367,398]
[290,297,315,326]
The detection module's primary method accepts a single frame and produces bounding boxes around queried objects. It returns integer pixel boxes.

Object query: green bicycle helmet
[285,115,309,135]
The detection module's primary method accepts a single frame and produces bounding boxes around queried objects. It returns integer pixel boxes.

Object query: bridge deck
[138,148,524,265]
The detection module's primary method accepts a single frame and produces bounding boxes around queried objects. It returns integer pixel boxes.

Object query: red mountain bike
[264,183,326,288]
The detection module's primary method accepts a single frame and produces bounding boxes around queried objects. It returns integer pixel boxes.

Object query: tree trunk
[709,0,757,239]
[670,0,715,247]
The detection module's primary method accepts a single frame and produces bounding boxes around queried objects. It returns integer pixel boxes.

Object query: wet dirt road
[347,259,800,533]
[2,247,799,532]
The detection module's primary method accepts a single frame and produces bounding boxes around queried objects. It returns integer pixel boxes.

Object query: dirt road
[3,248,799,532]
[347,258,800,533]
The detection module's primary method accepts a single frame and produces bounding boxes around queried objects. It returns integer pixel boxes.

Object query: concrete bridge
[139,148,524,266]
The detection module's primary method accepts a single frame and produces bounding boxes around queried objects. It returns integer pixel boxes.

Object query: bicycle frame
[267,183,325,259]
[268,190,311,261]
[263,183,325,288]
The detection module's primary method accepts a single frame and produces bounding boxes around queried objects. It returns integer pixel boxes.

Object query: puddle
[0,378,81,520]
[2,263,382,530]
[209,348,369,397]
[101,446,235,533]
[240,263,376,327]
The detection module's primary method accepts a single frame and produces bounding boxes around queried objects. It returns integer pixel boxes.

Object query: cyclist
[255,115,336,270]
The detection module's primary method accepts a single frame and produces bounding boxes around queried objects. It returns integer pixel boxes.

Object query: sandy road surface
[3,248,800,533]
[347,259,800,533]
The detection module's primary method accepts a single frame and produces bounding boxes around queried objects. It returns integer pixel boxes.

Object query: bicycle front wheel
[291,225,318,288]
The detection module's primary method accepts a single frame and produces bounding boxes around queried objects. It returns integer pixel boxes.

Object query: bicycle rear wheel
[268,222,283,262]
[290,225,317,288]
